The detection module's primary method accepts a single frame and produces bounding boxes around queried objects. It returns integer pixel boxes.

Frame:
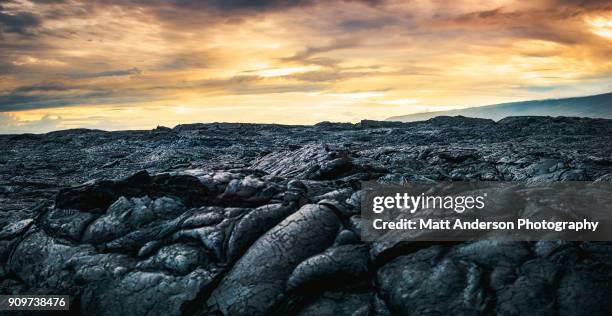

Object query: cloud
[97,0,382,13]
[70,67,142,79]
[30,0,68,3]
[0,113,62,134]
[451,7,523,23]
[281,38,361,63]
[187,75,329,95]
[0,10,41,36]
[191,0,315,11]
[284,68,390,83]
[0,0,611,130]
[519,84,568,93]
[554,0,612,10]
[337,17,394,31]
[156,52,212,70]
[0,83,106,112]
[0,92,106,111]
[13,82,73,93]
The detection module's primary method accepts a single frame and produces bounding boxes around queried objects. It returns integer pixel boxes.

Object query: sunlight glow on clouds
[587,16,612,39]
[250,66,320,78]
[378,99,419,106]
[0,0,611,133]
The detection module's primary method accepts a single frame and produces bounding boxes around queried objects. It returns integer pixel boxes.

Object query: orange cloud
[0,0,610,132]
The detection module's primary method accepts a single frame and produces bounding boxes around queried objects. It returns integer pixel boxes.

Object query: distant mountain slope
[387,92,612,122]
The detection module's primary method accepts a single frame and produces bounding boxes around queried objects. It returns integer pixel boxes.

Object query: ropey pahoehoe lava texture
[1,116,612,315]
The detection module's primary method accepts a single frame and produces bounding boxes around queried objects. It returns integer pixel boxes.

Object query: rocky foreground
[1,116,612,315]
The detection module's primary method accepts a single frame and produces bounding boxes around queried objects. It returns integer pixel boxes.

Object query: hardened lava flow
[1,116,612,315]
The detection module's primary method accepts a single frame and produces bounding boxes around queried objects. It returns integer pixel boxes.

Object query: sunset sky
[0,0,611,133]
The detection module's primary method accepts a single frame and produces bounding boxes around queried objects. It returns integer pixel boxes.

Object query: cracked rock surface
[1,116,611,315]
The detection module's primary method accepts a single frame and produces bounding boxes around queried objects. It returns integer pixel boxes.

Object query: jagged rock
[207,204,342,315]
[41,208,95,241]
[226,203,295,262]
[333,229,359,246]
[1,117,611,315]
[56,171,212,212]
[312,157,352,180]
[376,246,489,315]
[295,291,375,316]
[0,218,33,239]
[81,268,220,316]
[252,145,329,178]
[136,243,206,275]
[82,196,185,245]
[286,244,369,292]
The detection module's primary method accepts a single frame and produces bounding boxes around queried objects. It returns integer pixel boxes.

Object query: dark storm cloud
[5,0,365,40]
[0,90,115,112]
[0,93,70,111]
[227,0,384,10]
[0,71,327,112]
[13,82,73,93]
[69,0,387,33]
[0,61,16,74]
[0,90,158,112]
[0,10,41,36]
[0,81,124,111]
[182,0,314,11]
[109,0,383,12]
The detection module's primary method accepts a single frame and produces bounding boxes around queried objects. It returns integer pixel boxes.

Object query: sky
[0,0,611,133]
